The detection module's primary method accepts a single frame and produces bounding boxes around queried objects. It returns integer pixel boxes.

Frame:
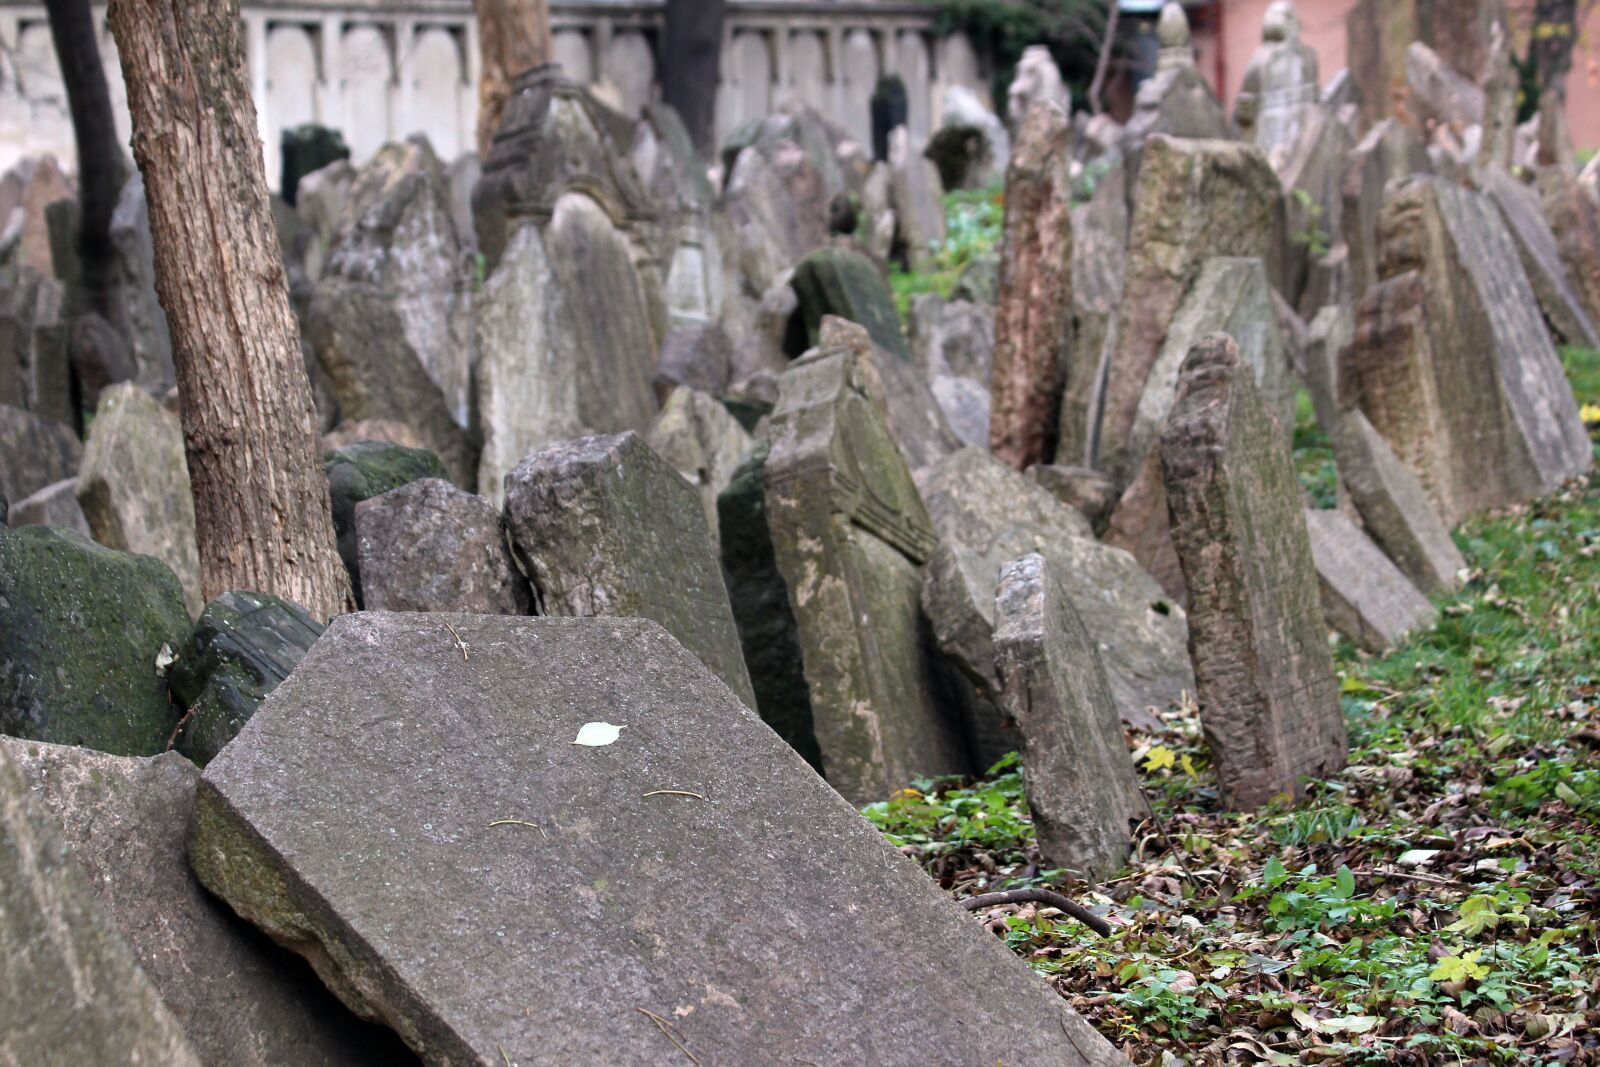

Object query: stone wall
[0,0,984,182]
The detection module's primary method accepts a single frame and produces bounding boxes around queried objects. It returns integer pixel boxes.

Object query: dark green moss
[791,247,910,361]
[324,441,449,604]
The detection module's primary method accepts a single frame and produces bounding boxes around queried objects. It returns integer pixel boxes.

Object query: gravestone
[1403,41,1484,132]
[188,613,1127,1067]
[6,477,88,535]
[1341,119,1430,299]
[827,316,960,475]
[1304,508,1436,653]
[325,441,450,605]
[1061,145,1128,465]
[1234,1,1321,168]
[991,103,1073,471]
[1160,333,1346,809]
[909,294,994,449]
[992,553,1142,878]
[503,432,755,709]
[0,525,189,756]
[2,738,411,1066]
[169,591,326,766]
[919,447,1190,741]
[1480,166,1599,349]
[1123,3,1235,174]
[645,388,754,548]
[355,478,530,616]
[1539,167,1600,335]
[0,745,202,1067]
[0,401,80,506]
[764,335,970,803]
[1346,0,1498,126]
[1006,46,1070,119]
[77,382,202,616]
[888,125,946,272]
[790,245,908,359]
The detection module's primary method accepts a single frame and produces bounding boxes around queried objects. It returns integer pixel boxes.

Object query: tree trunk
[474,0,550,157]
[44,0,125,322]
[107,0,353,621]
[662,0,726,154]
[1087,0,1120,116]
[1533,0,1580,102]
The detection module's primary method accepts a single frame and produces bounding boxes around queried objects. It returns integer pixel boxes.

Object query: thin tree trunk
[1088,0,1120,116]
[44,0,125,321]
[107,0,353,621]
[662,0,726,154]
[474,0,550,157]
[1533,0,1580,102]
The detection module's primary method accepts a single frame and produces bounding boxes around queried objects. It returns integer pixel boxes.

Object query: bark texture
[108,0,352,621]
[662,0,726,154]
[474,0,551,157]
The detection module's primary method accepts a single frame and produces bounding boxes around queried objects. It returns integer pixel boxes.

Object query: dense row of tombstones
[0,1,1594,1062]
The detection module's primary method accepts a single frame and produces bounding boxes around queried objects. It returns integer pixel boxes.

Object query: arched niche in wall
[717,30,774,143]
[895,30,932,138]
[785,29,829,115]
[839,28,879,147]
[342,23,394,163]
[600,30,655,118]
[405,24,467,161]
[935,31,988,114]
[265,24,320,183]
[553,30,594,86]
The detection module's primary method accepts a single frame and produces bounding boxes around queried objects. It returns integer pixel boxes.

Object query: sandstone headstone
[645,388,754,547]
[188,612,1126,1066]
[1234,0,1321,168]
[7,477,89,535]
[888,125,946,272]
[1160,333,1346,808]
[1061,146,1128,465]
[503,431,756,709]
[764,337,970,802]
[1279,105,1355,311]
[2,737,412,1066]
[1304,508,1436,653]
[325,440,450,605]
[1480,166,1599,348]
[0,744,202,1067]
[1006,46,1070,120]
[1342,119,1431,299]
[0,525,189,756]
[993,553,1142,878]
[76,382,202,616]
[827,316,960,474]
[0,401,80,506]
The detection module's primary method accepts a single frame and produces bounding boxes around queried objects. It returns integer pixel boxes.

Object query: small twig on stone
[443,621,469,661]
[488,819,545,837]
[498,1044,512,1067]
[636,1007,700,1065]
[165,704,196,752]
[641,789,707,801]
[961,889,1115,938]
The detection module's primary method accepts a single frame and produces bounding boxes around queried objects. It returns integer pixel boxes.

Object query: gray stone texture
[1403,41,1484,132]
[887,125,947,272]
[355,478,530,615]
[188,613,1127,1067]
[0,400,80,508]
[1303,508,1436,653]
[1234,1,1321,169]
[1160,333,1346,809]
[1480,165,1600,349]
[325,440,451,606]
[909,294,995,450]
[993,553,1142,878]
[1062,146,1128,466]
[1124,4,1235,175]
[503,431,755,709]
[828,316,960,475]
[109,173,177,392]
[790,245,908,359]
[1341,119,1431,300]
[7,477,88,536]
[645,388,754,549]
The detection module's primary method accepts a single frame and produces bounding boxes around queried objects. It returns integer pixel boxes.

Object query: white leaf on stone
[572,721,624,747]
[154,643,176,676]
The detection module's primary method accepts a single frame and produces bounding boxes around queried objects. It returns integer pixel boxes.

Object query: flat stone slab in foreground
[191,613,1127,1067]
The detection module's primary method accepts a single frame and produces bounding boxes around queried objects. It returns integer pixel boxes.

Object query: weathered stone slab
[1346,0,1498,127]
[0,744,202,1067]
[7,477,88,535]
[1404,41,1484,132]
[1480,166,1600,348]
[888,125,946,272]
[1304,508,1436,653]
[168,591,326,766]
[655,320,733,398]
[1234,1,1321,169]
[1160,333,1346,809]
[3,737,412,1065]
[828,316,960,475]
[0,400,80,507]
[504,431,755,709]
[765,337,970,802]
[909,294,995,451]
[1028,464,1117,533]
[0,525,188,756]
[1539,166,1600,336]
[645,388,754,549]
[1341,119,1431,299]
[1124,4,1235,172]
[325,441,451,606]
[1333,408,1465,596]
[1061,146,1127,465]
[1006,45,1070,117]
[790,245,908,359]
[188,613,1126,1066]
[77,383,202,616]
[919,448,1188,741]
[993,553,1142,878]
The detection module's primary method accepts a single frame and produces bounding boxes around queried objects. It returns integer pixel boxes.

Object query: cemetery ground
[871,198,1600,1064]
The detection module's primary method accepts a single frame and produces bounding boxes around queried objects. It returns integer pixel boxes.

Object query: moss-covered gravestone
[790,246,909,360]
[0,525,189,756]
[1160,334,1346,809]
[324,441,449,605]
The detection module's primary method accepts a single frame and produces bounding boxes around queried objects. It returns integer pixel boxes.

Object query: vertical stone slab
[1161,333,1346,809]
[504,431,755,709]
[1234,1,1321,169]
[1061,145,1127,466]
[765,337,970,803]
[993,553,1142,878]
[1341,119,1430,300]
[646,387,754,551]
[0,401,80,506]
[1480,166,1599,349]
[1539,166,1600,335]
[0,745,202,1067]
[887,124,946,272]
[1303,508,1436,653]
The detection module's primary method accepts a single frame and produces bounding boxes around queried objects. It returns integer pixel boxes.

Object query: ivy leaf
[1429,949,1491,983]
[1263,855,1288,888]
[1334,865,1357,900]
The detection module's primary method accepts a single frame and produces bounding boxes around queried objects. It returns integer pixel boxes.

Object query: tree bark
[662,0,726,154]
[1087,0,1120,116]
[44,0,125,322]
[107,0,353,621]
[1533,0,1580,102]
[474,0,550,157]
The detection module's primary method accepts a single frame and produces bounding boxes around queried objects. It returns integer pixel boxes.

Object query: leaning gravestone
[7,477,89,535]
[0,401,81,507]
[0,525,189,756]
[2,737,411,1066]
[993,553,1142,879]
[503,432,755,709]
[1539,166,1600,335]
[189,613,1127,1067]
[765,336,971,803]
[1234,2,1319,167]
[77,382,203,616]
[1123,3,1235,177]
[168,591,326,766]
[325,440,450,605]
[790,245,909,359]
[355,478,530,616]
[1303,508,1436,653]
[645,387,754,550]
[0,744,202,1067]
[888,125,947,272]
[1161,333,1346,809]
[1480,166,1599,349]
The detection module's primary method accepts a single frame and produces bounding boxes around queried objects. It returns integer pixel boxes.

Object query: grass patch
[888,183,1003,317]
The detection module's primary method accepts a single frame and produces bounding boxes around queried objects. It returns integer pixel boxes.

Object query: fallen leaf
[572,722,624,747]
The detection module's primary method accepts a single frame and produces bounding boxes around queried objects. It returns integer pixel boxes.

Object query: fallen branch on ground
[960,889,1114,937]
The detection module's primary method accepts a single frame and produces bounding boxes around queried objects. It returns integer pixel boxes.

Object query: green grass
[866,349,1600,1063]
[888,184,1003,317]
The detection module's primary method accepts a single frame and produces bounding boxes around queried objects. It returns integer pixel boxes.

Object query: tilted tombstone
[790,245,909,359]
[1479,166,1600,349]
[645,387,754,550]
[888,125,947,272]
[1123,3,1236,180]
[1539,166,1600,335]
[0,745,202,1067]
[3,738,411,1066]
[0,400,80,505]
[1341,119,1431,299]
[764,334,971,803]
[818,315,960,476]
[1403,41,1485,134]
[1279,104,1354,314]
[76,382,202,616]
[503,431,755,709]
[1161,333,1346,809]
[188,613,1128,1067]
[325,440,450,605]
[1234,1,1321,169]
[908,294,994,450]
[631,102,725,330]
[1303,508,1436,653]
[1346,0,1499,126]
[993,553,1143,878]
[1061,144,1128,466]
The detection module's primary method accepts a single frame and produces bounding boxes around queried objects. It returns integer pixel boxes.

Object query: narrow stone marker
[1161,333,1346,809]
[189,613,1129,1067]
[993,553,1142,879]
[1303,509,1437,654]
